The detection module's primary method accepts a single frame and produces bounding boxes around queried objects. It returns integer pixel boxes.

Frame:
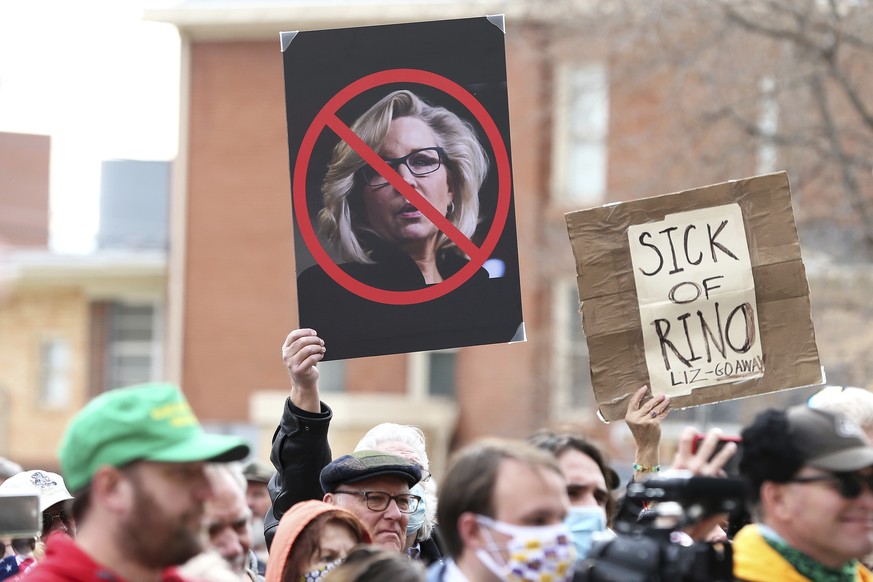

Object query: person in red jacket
[22,383,250,582]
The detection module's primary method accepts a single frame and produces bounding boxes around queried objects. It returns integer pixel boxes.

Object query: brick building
[0,132,50,249]
[152,4,562,471]
[0,140,169,469]
[4,2,872,472]
[143,1,873,474]
[0,252,166,468]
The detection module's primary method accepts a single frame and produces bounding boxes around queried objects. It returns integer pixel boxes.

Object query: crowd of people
[1,328,873,582]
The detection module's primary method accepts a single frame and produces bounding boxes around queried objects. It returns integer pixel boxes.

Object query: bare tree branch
[808,72,873,250]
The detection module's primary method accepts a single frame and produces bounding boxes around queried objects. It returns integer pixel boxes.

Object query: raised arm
[670,426,738,542]
[624,385,670,481]
[671,425,737,477]
[283,328,326,412]
[265,329,333,548]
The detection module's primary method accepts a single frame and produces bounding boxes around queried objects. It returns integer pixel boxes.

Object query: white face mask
[474,515,576,582]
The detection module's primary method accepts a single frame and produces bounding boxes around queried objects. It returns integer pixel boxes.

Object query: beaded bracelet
[632,463,660,473]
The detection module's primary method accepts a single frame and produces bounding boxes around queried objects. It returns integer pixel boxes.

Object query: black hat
[787,406,873,472]
[320,450,421,493]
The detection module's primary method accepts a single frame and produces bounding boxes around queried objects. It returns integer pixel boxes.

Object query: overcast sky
[0,0,180,252]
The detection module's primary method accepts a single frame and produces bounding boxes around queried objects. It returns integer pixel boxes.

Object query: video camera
[0,494,40,538]
[575,474,745,582]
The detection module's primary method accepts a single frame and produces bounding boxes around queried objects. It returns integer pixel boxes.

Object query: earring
[447,201,455,215]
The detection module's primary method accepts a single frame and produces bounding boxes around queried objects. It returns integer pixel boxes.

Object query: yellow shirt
[733,524,873,582]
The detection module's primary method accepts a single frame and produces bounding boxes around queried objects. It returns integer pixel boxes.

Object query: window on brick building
[408,350,457,399]
[90,301,164,393]
[39,337,71,408]
[106,302,162,390]
[552,63,610,206]
[317,360,346,393]
[426,350,457,398]
[553,279,595,414]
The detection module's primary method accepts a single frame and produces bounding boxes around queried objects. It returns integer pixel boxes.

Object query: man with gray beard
[200,464,260,581]
[242,461,273,575]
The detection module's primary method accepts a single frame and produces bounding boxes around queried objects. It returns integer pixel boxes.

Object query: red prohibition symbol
[293,68,512,306]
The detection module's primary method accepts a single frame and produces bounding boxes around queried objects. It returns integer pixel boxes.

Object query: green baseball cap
[59,383,250,492]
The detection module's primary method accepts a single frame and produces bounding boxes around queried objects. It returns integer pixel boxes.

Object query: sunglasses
[788,471,873,499]
[42,509,72,533]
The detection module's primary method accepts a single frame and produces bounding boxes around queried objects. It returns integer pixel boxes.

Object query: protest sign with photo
[281,16,525,361]
[565,172,822,421]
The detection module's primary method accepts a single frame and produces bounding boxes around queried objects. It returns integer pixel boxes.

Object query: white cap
[0,470,73,513]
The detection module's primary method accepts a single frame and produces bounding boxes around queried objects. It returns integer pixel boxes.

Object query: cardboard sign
[280,16,525,361]
[628,204,763,395]
[565,172,822,421]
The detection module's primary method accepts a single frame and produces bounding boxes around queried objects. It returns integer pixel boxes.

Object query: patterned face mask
[300,558,343,582]
[474,515,576,582]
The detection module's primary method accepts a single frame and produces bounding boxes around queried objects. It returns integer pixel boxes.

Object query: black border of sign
[282,16,525,361]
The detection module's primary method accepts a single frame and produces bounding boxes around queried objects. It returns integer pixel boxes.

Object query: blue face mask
[405,483,427,537]
[564,506,607,561]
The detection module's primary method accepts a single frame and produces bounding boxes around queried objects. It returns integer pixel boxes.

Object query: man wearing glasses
[0,470,74,577]
[734,405,873,581]
[0,470,75,540]
[320,450,422,552]
[266,328,445,564]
